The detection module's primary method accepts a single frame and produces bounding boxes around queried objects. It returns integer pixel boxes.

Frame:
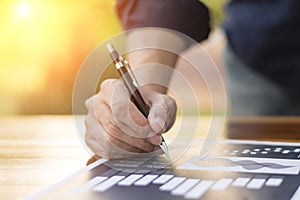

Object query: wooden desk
[1,115,300,200]
[228,117,300,141]
[0,116,90,200]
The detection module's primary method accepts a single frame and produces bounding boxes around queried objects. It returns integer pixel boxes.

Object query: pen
[106,43,170,159]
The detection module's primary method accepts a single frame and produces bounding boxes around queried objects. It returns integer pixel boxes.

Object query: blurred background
[0,0,225,115]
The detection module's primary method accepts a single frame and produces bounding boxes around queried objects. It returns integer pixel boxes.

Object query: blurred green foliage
[201,0,226,27]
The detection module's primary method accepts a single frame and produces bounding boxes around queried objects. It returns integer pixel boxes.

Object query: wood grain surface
[1,115,299,200]
[228,117,300,141]
[0,116,90,200]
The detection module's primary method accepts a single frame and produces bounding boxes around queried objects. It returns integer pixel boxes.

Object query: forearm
[115,0,210,94]
[126,28,187,94]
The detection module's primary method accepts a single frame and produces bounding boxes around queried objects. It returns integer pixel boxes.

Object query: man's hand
[85,79,177,159]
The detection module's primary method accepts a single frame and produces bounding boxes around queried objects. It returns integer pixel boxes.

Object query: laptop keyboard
[33,141,300,200]
[77,171,291,199]
[75,143,300,200]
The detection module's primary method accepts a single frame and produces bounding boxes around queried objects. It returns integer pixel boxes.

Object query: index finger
[99,79,153,139]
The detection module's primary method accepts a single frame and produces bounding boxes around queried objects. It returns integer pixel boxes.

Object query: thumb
[148,103,168,134]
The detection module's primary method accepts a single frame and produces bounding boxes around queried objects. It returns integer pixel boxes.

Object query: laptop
[24,140,300,200]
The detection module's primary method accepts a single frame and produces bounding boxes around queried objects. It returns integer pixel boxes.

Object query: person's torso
[223,0,300,98]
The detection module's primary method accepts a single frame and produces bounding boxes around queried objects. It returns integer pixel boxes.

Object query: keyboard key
[75,176,108,193]
[171,179,200,196]
[246,178,266,190]
[222,150,229,154]
[232,178,251,187]
[93,175,125,192]
[211,178,233,190]
[118,174,143,186]
[153,174,174,184]
[274,148,282,152]
[159,177,186,191]
[184,180,214,199]
[282,150,290,154]
[134,175,158,186]
[265,177,283,187]
[294,148,300,153]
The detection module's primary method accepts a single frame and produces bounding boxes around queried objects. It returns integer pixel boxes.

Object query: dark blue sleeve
[223,0,300,100]
[115,0,210,43]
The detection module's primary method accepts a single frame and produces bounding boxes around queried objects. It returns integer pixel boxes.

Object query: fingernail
[147,135,162,145]
[147,131,155,138]
[149,115,166,133]
[155,117,165,132]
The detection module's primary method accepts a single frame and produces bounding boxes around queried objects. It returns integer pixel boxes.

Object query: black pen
[106,43,170,158]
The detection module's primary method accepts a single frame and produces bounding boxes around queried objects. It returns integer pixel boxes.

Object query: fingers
[147,134,162,145]
[85,111,152,159]
[96,102,155,152]
[107,124,155,152]
[84,79,177,159]
[148,93,177,135]
[99,79,152,139]
[85,88,156,159]
[148,103,167,133]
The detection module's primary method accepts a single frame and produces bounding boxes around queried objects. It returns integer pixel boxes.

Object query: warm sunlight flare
[0,0,121,114]
[15,2,31,18]
[0,0,225,114]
